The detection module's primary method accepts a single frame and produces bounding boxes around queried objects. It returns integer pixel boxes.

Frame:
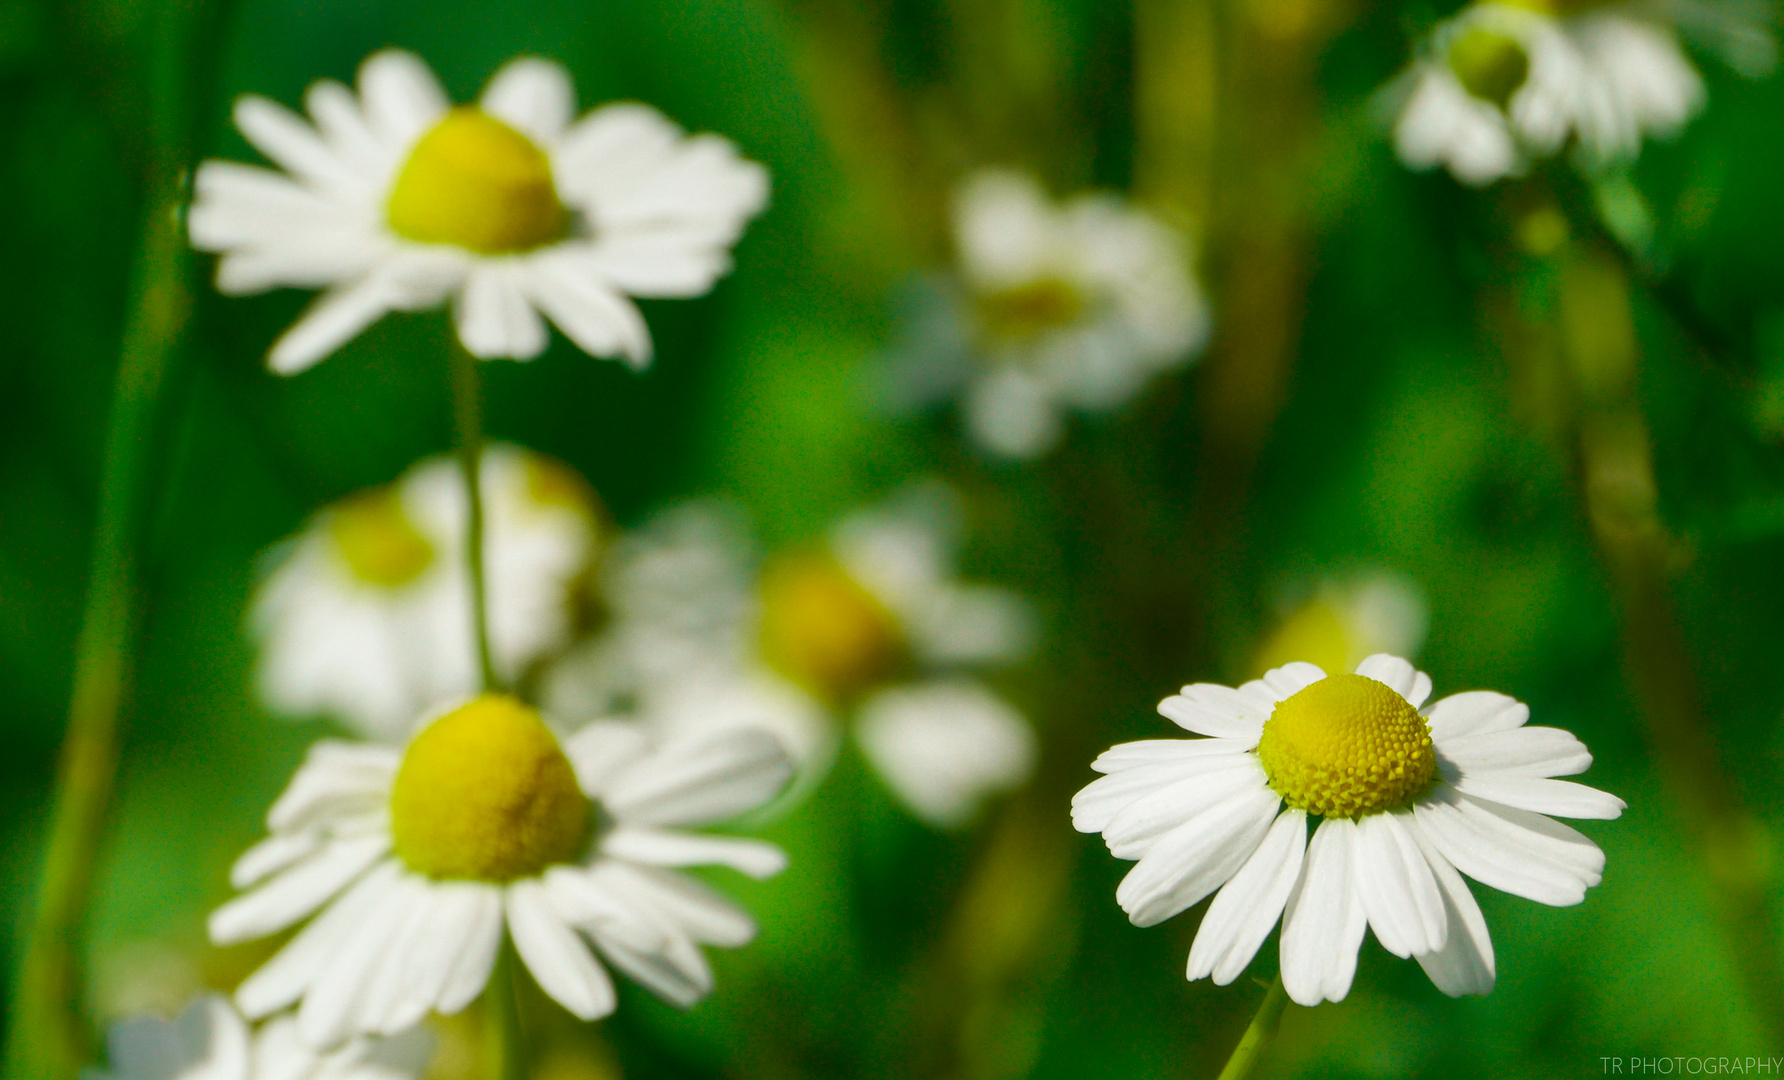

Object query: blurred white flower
[189,49,768,373]
[545,486,1039,827]
[210,695,792,1046]
[881,170,1208,459]
[88,995,431,1080]
[1390,0,1766,185]
[1074,656,1624,1005]
[253,445,598,740]
[1252,571,1428,678]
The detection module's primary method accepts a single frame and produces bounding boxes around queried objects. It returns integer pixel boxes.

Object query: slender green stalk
[1214,976,1289,1080]
[448,338,501,694]
[481,938,528,1080]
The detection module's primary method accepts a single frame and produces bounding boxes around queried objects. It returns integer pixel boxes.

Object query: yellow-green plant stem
[448,338,501,694]
[482,938,528,1080]
[1215,976,1289,1080]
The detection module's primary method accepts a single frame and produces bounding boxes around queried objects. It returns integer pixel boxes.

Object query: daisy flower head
[881,169,1208,460]
[252,445,599,741]
[89,994,431,1080]
[210,694,793,1046]
[1390,0,1733,185]
[1072,655,1623,1006]
[189,49,769,373]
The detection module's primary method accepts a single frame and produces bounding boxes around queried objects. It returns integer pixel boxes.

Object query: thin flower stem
[482,938,528,1080]
[1214,975,1289,1080]
[449,338,501,694]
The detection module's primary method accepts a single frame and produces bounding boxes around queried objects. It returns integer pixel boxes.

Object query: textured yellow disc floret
[387,108,566,254]
[976,277,1086,342]
[1256,674,1437,818]
[759,553,905,703]
[390,694,589,881]
[1448,27,1531,108]
[329,489,436,588]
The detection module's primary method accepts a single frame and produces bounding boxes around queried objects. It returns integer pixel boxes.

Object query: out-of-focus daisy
[1252,571,1428,678]
[1391,0,1768,185]
[88,994,431,1080]
[210,694,792,1045]
[189,49,768,373]
[545,487,1038,828]
[880,170,1208,459]
[1073,655,1622,1006]
[252,445,598,741]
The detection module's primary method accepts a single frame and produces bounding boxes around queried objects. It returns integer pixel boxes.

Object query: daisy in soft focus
[189,49,768,372]
[880,169,1208,459]
[89,994,431,1080]
[210,694,793,1045]
[546,486,1038,828]
[1252,571,1428,678]
[1391,0,1769,186]
[252,445,598,741]
[1073,655,1623,1006]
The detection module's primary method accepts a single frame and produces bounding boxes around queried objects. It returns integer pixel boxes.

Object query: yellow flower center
[1255,674,1437,818]
[329,489,436,588]
[759,553,905,702]
[975,277,1087,341]
[389,695,589,881]
[1447,27,1531,109]
[386,107,567,255]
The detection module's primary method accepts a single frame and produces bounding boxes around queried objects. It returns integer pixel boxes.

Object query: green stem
[482,938,528,1080]
[1215,976,1289,1080]
[448,338,500,694]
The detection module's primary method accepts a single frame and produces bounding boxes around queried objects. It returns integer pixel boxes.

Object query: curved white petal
[506,879,618,1020]
[599,727,793,827]
[234,95,363,196]
[357,49,448,146]
[1157,683,1274,741]
[1354,654,1433,708]
[455,264,548,360]
[1423,690,1530,741]
[1187,809,1307,985]
[1252,662,1327,704]
[1279,817,1368,1006]
[1436,724,1592,778]
[1408,824,1496,997]
[1413,787,1605,906]
[1115,784,1281,927]
[1100,757,1272,860]
[1071,741,1255,835]
[1452,774,1626,820]
[601,826,787,879]
[524,252,653,367]
[1351,810,1446,958]
[481,57,576,144]
[209,833,388,945]
[434,884,505,1015]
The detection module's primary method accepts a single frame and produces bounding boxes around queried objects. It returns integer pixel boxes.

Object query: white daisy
[545,487,1038,828]
[252,445,598,741]
[210,694,793,1046]
[189,49,768,373]
[1252,571,1428,679]
[88,994,431,1080]
[1391,0,1713,185]
[881,170,1208,459]
[1072,654,1623,1006]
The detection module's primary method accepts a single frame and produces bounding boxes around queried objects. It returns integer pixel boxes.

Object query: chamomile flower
[89,995,431,1080]
[189,49,768,373]
[1389,0,1763,185]
[881,170,1208,459]
[1073,655,1623,1006]
[545,487,1037,828]
[210,695,793,1046]
[252,445,598,741]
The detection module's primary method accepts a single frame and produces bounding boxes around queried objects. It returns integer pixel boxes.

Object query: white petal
[600,728,793,827]
[264,741,398,833]
[601,826,787,879]
[1099,758,1272,860]
[1157,683,1273,741]
[1437,725,1592,778]
[1187,809,1307,985]
[506,879,618,1020]
[1279,817,1368,1007]
[1115,784,1281,927]
[962,366,1060,459]
[342,872,439,1035]
[1452,774,1625,820]
[1408,825,1496,996]
[233,96,360,194]
[209,833,388,944]
[1353,654,1432,708]
[1351,810,1446,958]
[1422,691,1529,741]
[562,721,651,796]
[296,868,415,1047]
[358,49,448,146]
[587,912,712,1009]
[1089,738,1251,774]
[1413,787,1605,906]
[1254,662,1327,704]
[1071,742,1255,835]
[854,679,1035,828]
[435,884,505,1015]
[455,265,548,360]
[234,859,400,1019]
[373,878,490,1033]
[228,831,322,890]
[480,57,575,144]
[601,864,757,947]
[268,279,397,374]
[524,252,653,367]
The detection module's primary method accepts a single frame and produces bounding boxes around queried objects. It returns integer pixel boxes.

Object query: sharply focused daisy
[252,445,598,741]
[880,169,1208,459]
[210,694,793,1046]
[545,487,1037,827]
[189,49,768,372]
[90,994,431,1080]
[1390,0,1769,185]
[1073,655,1623,1006]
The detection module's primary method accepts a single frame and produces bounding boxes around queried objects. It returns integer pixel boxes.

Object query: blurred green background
[5,0,1784,1076]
